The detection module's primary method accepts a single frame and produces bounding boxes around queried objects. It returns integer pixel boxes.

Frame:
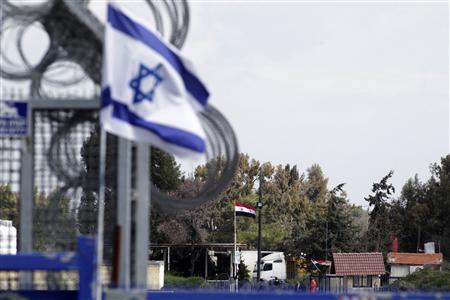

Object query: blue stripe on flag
[107,4,209,107]
[102,88,206,153]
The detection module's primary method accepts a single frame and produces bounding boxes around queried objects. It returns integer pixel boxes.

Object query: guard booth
[150,243,247,290]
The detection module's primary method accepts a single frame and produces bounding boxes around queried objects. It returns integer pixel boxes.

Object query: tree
[0,185,19,227]
[390,175,428,252]
[0,185,77,251]
[150,148,182,192]
[364,170,395,252]
[305,164,328,203]
[390,155,450,256]
[348,204,369,251]
[205,154,261,244]
[427,155,450,256]
[325,184,359,255]
[237,259,251,282]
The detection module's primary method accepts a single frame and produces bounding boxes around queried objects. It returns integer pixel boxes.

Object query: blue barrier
[0,236,95,300]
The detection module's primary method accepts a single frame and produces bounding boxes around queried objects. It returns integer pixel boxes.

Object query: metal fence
[32,108,97,252]
[0,92,119,290]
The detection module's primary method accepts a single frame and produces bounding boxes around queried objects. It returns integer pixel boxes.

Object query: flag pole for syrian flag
[233,202,238,292]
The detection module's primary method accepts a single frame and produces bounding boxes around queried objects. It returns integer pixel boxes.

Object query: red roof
[387,252,443,266]
[332,252,385,276]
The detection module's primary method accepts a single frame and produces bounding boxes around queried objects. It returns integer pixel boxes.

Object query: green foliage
[78,127,183,240]
[383,155,450,257]
[76,133,450,285]
[305,164,328,203]
[364,170,396,252]
[238,259,251,282]
[199,155,366,269]
[164,273,205,287]
[0,185,19,227]
[0,186,76,251]
[398,268,450,291]
[151,148,182,191]
[326,184,359,254]
[33,190,77,251]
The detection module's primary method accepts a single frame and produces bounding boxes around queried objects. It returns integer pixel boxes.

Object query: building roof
[387,252,443,266]
[332,252,385,276]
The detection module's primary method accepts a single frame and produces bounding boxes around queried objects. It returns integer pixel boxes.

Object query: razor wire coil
[0,0,238,213]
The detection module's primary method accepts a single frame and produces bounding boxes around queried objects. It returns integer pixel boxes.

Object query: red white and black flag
[234,202,256,218]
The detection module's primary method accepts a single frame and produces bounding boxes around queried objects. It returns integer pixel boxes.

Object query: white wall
[391,265,410,278]
[148,261,164,290]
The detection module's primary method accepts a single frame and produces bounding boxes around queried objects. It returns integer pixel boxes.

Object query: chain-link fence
[33,108,98,252]
[0,92,23,290]
[0,91,120,290]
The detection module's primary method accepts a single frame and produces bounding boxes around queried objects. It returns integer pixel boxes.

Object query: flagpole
[96,128,107,300]
[233,202,238,292]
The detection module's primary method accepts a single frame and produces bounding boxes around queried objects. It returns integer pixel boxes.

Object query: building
[326,252,385,292]
[387,250,443,283]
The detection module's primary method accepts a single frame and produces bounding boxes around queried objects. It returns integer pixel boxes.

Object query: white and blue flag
[101,1,209,159]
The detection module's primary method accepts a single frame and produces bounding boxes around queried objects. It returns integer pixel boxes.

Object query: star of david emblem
[129,63,163,104]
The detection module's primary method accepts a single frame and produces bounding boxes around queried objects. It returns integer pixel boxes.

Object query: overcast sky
[179,1,449,206]
[3,1,448,206]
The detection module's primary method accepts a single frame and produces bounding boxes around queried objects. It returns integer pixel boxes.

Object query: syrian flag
[235,202,256,218]
[101,1,209,160]
[311,259,332,267]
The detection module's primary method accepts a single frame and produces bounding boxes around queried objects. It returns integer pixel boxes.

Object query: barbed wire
[0,0,238,212]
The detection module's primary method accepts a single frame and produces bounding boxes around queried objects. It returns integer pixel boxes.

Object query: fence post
[117,138,132,289]
[78,236,96,300]
[134,144,150,288]
[19,99,33,288]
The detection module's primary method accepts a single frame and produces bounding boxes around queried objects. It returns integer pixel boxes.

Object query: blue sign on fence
[0,100,28,137]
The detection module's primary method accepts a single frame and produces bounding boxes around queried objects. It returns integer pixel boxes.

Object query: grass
[164,273,205,288]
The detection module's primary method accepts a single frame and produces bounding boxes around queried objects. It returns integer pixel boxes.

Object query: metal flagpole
[96,128,107,300]
[233,202,238,292]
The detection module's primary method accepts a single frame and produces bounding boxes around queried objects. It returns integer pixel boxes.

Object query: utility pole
[256,171,264,282]
[325,220,328,261]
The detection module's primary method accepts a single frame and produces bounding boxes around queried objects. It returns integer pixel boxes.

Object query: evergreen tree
[326,184,358,255]
[364,170,395,252]
[305,164,328,203]
[237,259,251,282]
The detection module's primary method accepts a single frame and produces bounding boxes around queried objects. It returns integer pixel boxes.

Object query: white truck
[0,220,17,255]
[240,251,286,282]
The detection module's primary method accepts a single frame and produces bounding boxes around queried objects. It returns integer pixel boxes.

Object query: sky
[182,1,449,206]
[2,1,449,207]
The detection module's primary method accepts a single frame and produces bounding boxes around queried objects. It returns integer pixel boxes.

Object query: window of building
[352,275,372,288]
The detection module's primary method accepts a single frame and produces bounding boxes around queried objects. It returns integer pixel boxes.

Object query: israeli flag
[101,2,209,159]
